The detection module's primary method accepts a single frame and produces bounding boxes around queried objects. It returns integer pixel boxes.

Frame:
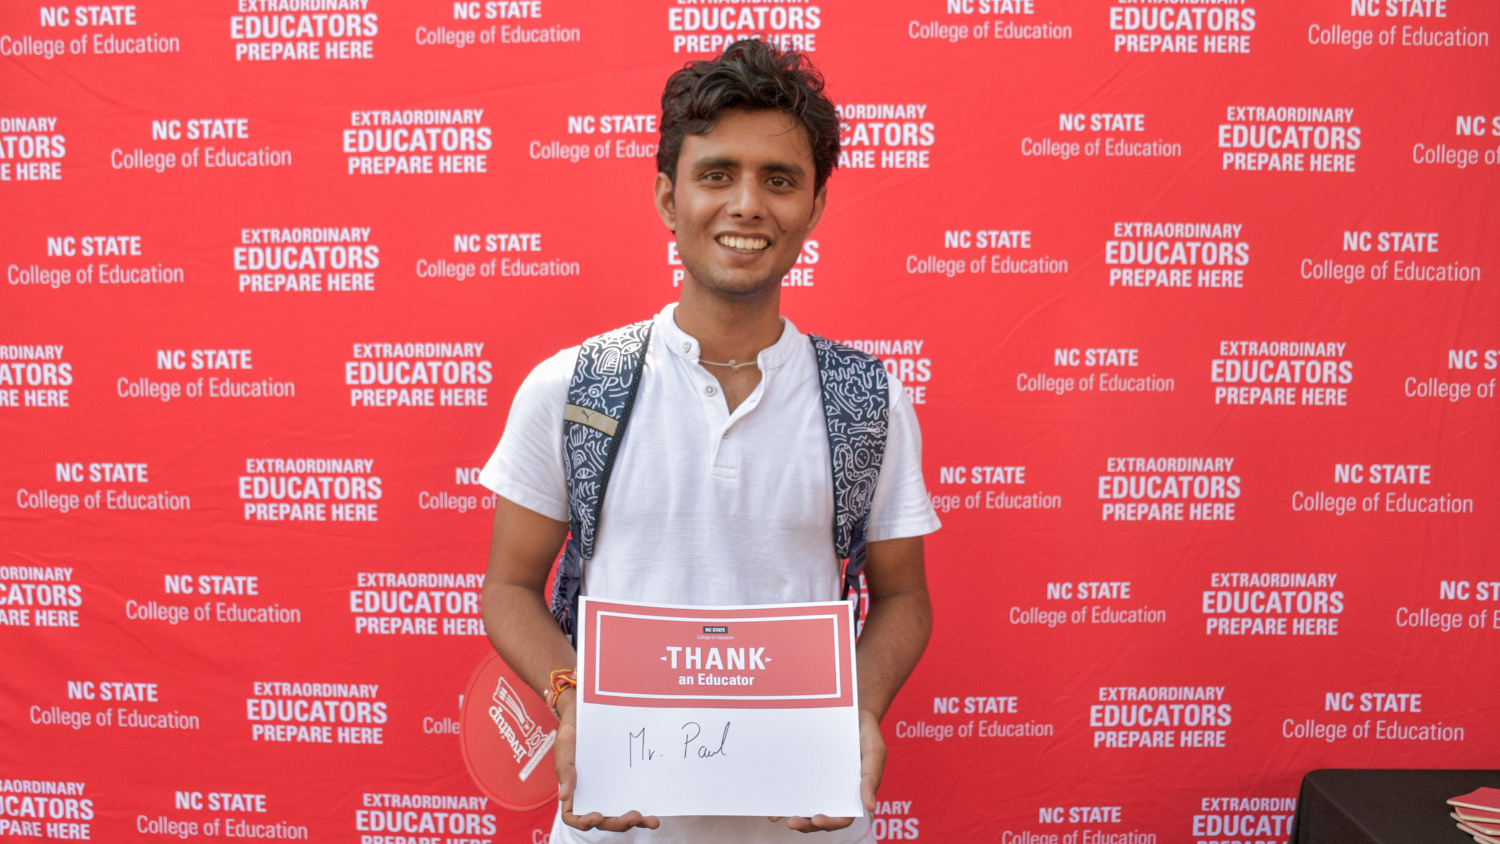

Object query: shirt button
[704,385,717,397]
[682,342,692,353]
[721,430,730,439]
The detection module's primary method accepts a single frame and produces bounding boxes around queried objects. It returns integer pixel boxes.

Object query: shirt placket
[669,325,772,479]
[718,356,777,474]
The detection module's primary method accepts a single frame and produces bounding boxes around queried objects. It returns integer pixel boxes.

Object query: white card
[572,597,863,818]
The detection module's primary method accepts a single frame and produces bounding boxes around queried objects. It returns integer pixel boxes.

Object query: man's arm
[481,495,659,833]
[481,496,571,699]
[856,535,933,722]
[777,535,932,833]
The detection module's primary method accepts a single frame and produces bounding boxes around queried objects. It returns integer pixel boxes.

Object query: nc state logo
[489,676,556,781]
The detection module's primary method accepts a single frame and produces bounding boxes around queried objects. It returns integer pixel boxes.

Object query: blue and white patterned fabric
[550,320,653,638]
[809,334,890,621]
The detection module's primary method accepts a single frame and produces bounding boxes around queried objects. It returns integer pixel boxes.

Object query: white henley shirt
[480,303,941,844]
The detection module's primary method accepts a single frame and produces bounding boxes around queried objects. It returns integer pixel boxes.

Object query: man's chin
[693,269,784,299]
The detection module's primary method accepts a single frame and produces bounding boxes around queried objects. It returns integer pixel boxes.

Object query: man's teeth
[718,235,768,251]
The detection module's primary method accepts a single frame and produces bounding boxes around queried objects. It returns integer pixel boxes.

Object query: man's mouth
[716,234,770,253]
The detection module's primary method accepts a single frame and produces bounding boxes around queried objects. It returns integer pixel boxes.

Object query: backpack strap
[551,320,653,641]
[808,335,890,626]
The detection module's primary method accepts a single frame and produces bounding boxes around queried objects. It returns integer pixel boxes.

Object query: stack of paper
[1449,788,1500,844]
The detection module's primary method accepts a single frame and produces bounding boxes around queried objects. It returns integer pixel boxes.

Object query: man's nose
[724,177,767,220]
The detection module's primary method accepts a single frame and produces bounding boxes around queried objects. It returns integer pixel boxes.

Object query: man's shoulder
[584,318,655,346]
[806,334,877,360]
[514,346,580,410]
[805,334,903,405]
[519,318,654,396]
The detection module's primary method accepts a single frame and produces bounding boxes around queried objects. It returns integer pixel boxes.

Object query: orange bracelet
[544,669,577,718]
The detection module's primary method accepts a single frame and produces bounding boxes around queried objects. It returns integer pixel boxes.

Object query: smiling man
[479,40,940,843]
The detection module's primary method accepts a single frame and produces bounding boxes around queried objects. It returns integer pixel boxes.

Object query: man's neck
[673,279,785,365]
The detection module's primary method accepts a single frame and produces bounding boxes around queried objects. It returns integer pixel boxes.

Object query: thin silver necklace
[699,358,758,372]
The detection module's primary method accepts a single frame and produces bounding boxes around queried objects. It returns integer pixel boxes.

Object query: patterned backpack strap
[550,320,654,641]
[809,335,890,627]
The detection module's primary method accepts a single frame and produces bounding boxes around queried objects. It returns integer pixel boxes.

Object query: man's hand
[555,690,661,833]
[483,499,655,832]
[769,708,885,833]
[768,535,928,834]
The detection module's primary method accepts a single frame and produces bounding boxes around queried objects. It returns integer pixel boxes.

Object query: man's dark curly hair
[657,39,841,192]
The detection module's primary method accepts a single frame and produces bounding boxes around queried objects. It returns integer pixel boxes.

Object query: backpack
[549,319,890,643]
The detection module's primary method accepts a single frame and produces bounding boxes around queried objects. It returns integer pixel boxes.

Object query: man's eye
[704,171,729,181]
[768,176,790,187]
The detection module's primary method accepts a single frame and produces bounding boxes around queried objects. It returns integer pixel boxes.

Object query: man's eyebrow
[690,155,740,172]
[759,159,806,178]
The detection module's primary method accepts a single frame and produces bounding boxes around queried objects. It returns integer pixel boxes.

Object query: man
[479,40,940,842]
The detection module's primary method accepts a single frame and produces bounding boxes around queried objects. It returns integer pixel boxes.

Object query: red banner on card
[582,600,855,709]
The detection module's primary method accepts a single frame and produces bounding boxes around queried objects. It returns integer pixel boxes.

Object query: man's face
[655,109,826,299]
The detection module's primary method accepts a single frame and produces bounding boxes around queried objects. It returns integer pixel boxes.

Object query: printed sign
[573,598,862,818]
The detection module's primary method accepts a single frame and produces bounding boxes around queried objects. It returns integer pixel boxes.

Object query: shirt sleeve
[864,372,942,543]
[477,347,579,523]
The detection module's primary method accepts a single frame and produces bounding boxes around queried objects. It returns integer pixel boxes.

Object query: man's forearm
[482,582,578,699]
[854,588,932,722]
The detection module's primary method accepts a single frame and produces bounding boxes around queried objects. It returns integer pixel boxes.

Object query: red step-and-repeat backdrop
[3,1,1498,842]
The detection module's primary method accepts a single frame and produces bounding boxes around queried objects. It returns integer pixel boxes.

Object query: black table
[1292,769,1500,844]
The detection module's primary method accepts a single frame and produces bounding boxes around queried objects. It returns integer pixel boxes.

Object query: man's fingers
[596,812,641,832]
[783,815,855,833]
[812,814,855,831]
[554,717,582,828]
[561,810,602,831]
[554,721,577,792]
[860,745,885,813]
[859,711,887,814]
[595,811,660,832]
[562,808,659,833]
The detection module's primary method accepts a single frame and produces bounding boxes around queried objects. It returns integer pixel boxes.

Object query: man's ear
[806,183,828,234]
[653,171,677,233]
